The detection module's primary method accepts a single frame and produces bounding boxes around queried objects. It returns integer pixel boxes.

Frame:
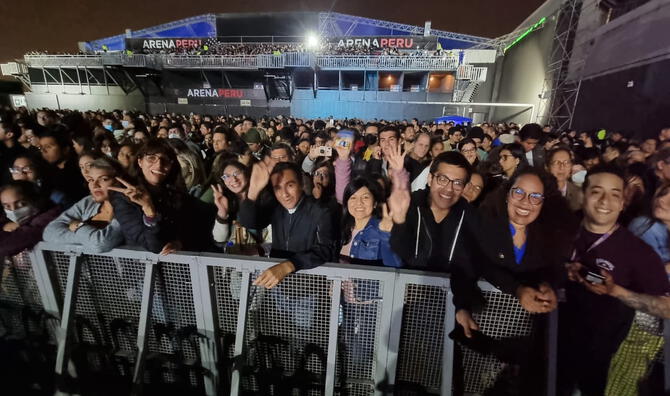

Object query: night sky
[0,0,544,63]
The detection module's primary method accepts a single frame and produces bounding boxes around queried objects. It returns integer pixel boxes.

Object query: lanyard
[571,224,619,262]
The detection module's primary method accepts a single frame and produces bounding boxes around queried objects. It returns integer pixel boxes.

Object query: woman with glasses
[471,168,576,393]
[109,139,215,254]
[546,146,583,211]
[210,159,268,255]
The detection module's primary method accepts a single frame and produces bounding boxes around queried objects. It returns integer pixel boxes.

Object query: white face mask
[5,205,37,225]
[121,120,130,128]
[572,170,587,186]
[168,133,181,140]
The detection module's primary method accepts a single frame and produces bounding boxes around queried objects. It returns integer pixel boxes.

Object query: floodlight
[305,33,320,49]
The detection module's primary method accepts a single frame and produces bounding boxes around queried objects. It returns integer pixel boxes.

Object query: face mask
[105,151,114,157]
[5,205,37,225]
[104,124,114,132]
[121,120,130,128]
[572,170,587,186]
[168,133,180,140]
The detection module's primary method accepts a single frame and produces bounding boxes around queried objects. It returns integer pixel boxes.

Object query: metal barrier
[1,242,560,395]
[24,55,104,67]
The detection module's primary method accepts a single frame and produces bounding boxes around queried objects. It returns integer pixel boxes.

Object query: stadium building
[2,0,668,134]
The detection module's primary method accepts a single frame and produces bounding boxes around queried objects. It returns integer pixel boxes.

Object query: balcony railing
[316,55,460,70]
[1,242,567,396]
[23,53,462,72]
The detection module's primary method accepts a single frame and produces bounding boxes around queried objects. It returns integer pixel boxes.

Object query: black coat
[238,195,337,270]
[110,188,215,254]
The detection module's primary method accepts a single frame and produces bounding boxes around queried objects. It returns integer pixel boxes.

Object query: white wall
[25,85,145,111]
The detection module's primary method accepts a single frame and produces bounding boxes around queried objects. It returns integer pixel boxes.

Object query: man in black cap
[242,127,265,161]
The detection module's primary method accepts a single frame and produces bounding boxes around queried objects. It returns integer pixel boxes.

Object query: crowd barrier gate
[2,242,660,396]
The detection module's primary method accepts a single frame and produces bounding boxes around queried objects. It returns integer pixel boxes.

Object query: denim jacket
[348,217,402,268]
[629,216,670,263]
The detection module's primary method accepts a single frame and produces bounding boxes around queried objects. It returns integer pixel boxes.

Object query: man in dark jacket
[239,161,337,288]
[387,151,556,334]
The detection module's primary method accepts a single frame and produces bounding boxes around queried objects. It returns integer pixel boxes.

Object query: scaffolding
[536,0,583,130]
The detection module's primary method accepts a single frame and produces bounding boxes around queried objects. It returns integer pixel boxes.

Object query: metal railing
[316,55,460,70]
[22,53,461,71]
[2,243,559,396]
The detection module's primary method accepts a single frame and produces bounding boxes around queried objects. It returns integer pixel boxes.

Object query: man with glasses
[387,151,542,316]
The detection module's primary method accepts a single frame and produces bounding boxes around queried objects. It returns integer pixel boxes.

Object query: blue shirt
[629,216,670,262]
[509,223,527,264]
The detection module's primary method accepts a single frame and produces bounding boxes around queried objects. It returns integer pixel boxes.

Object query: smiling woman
[109,138,215,254]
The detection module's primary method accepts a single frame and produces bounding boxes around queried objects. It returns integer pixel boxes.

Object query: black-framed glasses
[509,187,544,206]
[432,174,466,190]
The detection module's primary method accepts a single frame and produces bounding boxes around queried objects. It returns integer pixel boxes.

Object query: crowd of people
[2,106,670,394]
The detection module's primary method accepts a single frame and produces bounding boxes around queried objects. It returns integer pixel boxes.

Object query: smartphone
[585,271,605,285]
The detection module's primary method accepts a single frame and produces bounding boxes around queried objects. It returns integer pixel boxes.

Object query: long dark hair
[131,138,186,208]
[341,177,385,245]
[215,159,250,219]
[313,159,336,201]
[480,167,577,260]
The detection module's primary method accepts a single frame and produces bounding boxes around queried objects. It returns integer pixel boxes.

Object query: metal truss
[318,12,494,47]
[536,0,583,130]
[88,14,217,50]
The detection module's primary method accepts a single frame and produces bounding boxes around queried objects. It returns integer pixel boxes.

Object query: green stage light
[504,17,547,54]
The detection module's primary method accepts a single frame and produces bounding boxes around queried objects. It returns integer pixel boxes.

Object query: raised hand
[334,136,353,159]
[379,203,393,232]
[308,145,320,161]
[387,179,411,225]
[212,184,230,219]
[386,141,406,171]
[247,161,271,201]
[108,177,155,217]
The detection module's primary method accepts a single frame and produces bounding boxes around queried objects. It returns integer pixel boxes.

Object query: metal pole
[546,309,558,396]
[324,278,342,396]
[230,270,252,396]
[440,288,455,396]
[130,260,157,395]
[54,253,83,379]
[189,260,219,396]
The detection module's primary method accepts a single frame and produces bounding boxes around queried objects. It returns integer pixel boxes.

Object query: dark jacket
[390,190,521,311]
[238,195,337,270]
[0,205,62,257]
[49,159,88,208]
[478,214,572,289]
[110,189,215,254]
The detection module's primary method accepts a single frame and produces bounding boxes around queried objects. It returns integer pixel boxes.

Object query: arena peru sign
[186,89,244,98]
[331,36,438,50]
[125,38,205,51]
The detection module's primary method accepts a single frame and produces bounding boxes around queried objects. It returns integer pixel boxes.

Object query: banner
[166,88,267,105]
[125,38,206,52]
[328,36,438,50]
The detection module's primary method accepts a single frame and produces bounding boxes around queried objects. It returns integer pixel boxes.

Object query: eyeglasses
[499,154,514,161]
[432,174,466,190]
[550,160,572,168]
[314,171,329,178]
[143,154,173,166]
[509,187,544,206]
[9,166,34,175]
[221,170,241,181]
[461,147,476,154]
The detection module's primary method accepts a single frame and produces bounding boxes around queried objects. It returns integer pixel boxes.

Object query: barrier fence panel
[2,243,602,395]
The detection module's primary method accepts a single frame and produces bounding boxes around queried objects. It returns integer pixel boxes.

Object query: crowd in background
[2,107,670,395]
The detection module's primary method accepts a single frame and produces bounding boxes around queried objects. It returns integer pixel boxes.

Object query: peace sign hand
[212,184,230,219]
[108,177,156,217]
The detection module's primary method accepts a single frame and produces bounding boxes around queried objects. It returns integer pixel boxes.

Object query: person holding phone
[560,165,670,396]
